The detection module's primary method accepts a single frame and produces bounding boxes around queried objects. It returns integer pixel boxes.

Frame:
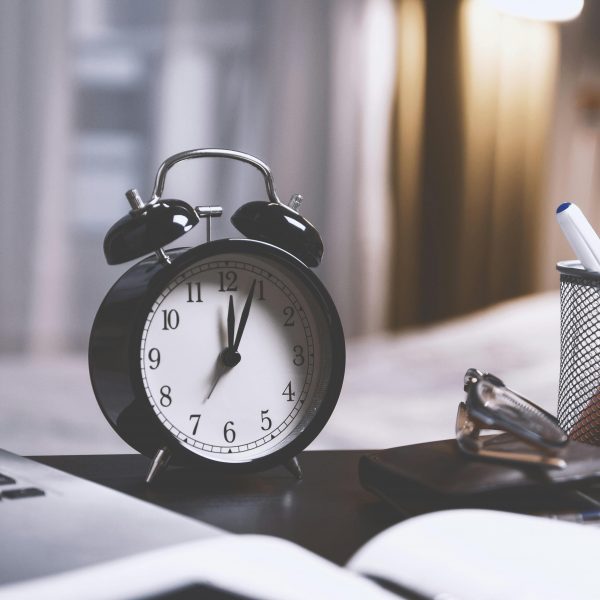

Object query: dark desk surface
[33,450,400,566]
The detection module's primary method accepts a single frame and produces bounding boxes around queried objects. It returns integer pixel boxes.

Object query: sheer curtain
[0,0,396,357]
[0,0,72,353]
[153,0,396,337]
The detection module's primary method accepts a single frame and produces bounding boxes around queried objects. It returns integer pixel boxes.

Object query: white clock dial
[140,252,329,462]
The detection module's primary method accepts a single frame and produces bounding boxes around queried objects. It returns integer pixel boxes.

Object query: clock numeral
[218,271,238,292]
[283,306,295,327]
[261,409,272,431]
[224,420,236,443]
[282,381,296,402]
[186,282,203,303]
[189,414,201,435]
[148,348,161,369]
[161,309,180,330]
[159,385,172,407]
[293,345,305,366]
[256,279,265,301]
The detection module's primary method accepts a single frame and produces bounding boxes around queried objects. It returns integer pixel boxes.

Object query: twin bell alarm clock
[89,149,345,483]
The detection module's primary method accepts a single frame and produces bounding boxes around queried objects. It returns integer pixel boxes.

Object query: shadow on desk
[34,450,399,565]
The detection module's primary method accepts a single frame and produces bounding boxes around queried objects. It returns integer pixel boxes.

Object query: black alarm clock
[89,149,345,483]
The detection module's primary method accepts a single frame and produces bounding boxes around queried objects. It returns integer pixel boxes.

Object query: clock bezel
[90,238,345,474]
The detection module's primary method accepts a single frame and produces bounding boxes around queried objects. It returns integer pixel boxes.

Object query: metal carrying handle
[150,148,282,205]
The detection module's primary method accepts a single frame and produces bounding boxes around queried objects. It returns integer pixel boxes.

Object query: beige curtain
[389,0,559,329]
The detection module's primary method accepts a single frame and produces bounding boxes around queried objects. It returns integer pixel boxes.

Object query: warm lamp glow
[486,0,583,22]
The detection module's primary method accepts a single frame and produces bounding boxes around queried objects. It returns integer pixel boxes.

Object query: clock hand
[233,279,256,352]
[207,295,241,401]
[227,294,235,351]
[220,293,242,369]
[207,280,256,402]
[205,360,227,402]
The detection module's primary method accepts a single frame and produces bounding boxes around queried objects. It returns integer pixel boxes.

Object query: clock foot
[284,456,303,480]
[145,447,171,484]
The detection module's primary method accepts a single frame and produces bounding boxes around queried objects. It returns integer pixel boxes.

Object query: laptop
[0,448,222,587]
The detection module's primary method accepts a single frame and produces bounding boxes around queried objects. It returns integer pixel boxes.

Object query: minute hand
[233,279,256,352]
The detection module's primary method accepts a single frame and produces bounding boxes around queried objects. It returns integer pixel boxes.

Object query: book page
[0,535,399,600]
[348,509,600,600]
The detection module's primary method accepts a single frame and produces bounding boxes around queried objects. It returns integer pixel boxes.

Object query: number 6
[224,420,236,443]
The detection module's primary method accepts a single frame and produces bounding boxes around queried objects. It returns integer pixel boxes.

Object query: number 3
[293,345,305,366]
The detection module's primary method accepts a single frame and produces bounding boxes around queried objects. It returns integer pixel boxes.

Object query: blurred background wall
[0,0,598,355]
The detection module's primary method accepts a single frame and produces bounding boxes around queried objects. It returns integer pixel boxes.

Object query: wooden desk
[33,450,400,566]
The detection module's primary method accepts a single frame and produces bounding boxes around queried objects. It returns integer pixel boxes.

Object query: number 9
[148,348,161,369]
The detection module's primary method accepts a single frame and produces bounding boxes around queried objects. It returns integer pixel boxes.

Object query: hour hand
[220,294,241,369]
[227,295,235,350]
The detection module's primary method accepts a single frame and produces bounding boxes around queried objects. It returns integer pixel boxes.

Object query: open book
[2,509,599,600]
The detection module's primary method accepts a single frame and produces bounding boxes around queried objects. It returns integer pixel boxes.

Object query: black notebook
[359,435,600,517]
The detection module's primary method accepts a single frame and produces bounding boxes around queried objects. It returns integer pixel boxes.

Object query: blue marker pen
[556,202,600,273]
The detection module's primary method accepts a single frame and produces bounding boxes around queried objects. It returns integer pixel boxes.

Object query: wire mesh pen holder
[558,260,600,445]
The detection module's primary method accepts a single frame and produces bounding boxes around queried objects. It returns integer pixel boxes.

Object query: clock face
[139,251,336,463]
